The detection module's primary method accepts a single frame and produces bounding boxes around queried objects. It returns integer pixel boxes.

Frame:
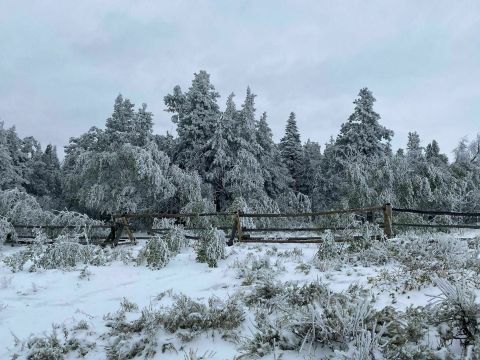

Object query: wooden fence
[8,204,480,246]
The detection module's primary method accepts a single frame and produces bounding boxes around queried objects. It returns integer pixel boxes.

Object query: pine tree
[164,70,220,176]
[131,103,153,147]
[335,88,393,158]
[205,114,230,210]
[406,131,422,160]
[256,112,292,198]
[236,87,261,156]
[105,94,135,143]
[0,123,24,190]
[280,112,303,191]
[298,140,322,197]
[221,88,267,206]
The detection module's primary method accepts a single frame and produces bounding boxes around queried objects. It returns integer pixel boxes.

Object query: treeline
[1,70,479,219]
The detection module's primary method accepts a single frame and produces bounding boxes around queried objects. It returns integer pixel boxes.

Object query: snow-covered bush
[233,254,278,286]
[12,323,95,359]
[103,294,244,358]
[48,210,107,241]
[240,280,384,358]
[137,235,171,269]
[164,225,188,254]
[162,294,244,340]
[37,239,108,270]
[195,227,225,267]
[0,216,16,245]
[151,218,188,253]
[316,230,342,261]
[3,232,108,272]
[0,188,47,225]
[429,278,480,348]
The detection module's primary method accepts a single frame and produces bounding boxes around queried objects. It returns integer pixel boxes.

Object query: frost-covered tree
[280,112,303,191]
[451,135,480,211]
[335,88,393,158]
[406,132,422,160]
[63,96,176,215]
[256,112,292,198]
[236,87,262,156]
[298,140,322,198]
[0,123,24,190]
[164,70,220,176]
[0,123,28,190]
[203,94,238,210]
[205,114,231,210]
[222,89,268,206]
[225,149,265,203]
[426,140,448,165]
[25,144,61,198]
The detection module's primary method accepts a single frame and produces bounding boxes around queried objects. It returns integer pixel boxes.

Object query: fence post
[236,211,243,242]
[122,216,136,244]
[383,203,393,238]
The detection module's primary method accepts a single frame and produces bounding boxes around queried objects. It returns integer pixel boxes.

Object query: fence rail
[6,203,480,246]
[392,207,480,217]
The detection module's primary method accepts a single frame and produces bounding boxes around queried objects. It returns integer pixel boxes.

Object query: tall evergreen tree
[105,94,135,144]
[335,88,393,158]
[256,112,292,198]
[298,140,322,197]
[280,112,303,191]
[426,139,448,165]
[164,70,220,176]
[0,122,24,190]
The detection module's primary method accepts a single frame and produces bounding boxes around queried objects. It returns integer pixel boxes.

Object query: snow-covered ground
[1,230,479,359]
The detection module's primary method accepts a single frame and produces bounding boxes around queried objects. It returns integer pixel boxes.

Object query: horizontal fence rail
[392,223,480,229]
[6,204,480,246]
[12,224,111,229]
[392,208,480,217]
[239,206,384,218]
[113,212,234,219]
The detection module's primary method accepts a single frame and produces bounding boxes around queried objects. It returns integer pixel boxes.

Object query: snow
[1,231,479,359]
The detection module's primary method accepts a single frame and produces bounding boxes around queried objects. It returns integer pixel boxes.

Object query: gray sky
[1,1,479,159]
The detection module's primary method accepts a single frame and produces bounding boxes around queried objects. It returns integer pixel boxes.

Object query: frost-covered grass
[0,230,479,359]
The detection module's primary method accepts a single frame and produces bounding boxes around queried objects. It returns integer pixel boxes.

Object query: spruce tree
[164,70,220,176]
[256,112,292,198]
[280,112,303,191]
[298,140,322,197]
[335,88,393,158]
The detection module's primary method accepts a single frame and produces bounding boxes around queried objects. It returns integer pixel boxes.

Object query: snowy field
[1,230,479,359]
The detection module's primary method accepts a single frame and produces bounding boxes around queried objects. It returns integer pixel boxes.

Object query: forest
[1,70,480,221]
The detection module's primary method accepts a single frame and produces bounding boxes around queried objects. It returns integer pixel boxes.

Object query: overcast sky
[1,1,479,159]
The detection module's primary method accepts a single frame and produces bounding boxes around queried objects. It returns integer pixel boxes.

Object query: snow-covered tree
[298,140,322,198]
[0,123,24,190]
[335,88,393,158]
[164,70,220,176]
[256,112,292,198]
[63,96,176,215]
[280,112,303,191]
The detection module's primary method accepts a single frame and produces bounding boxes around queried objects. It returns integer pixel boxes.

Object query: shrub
[195,227,225,267]
[0,216,16,245]
[164,225,188,254]
[12,324,95,359]
[428,278,480,347]
[137,235,171,270]
[2,233,108,272]
[316,230,342,261]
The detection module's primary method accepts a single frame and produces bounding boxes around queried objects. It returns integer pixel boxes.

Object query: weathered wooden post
[236,210,243,242]
[122,216,136,244]
[383,203,393,238]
